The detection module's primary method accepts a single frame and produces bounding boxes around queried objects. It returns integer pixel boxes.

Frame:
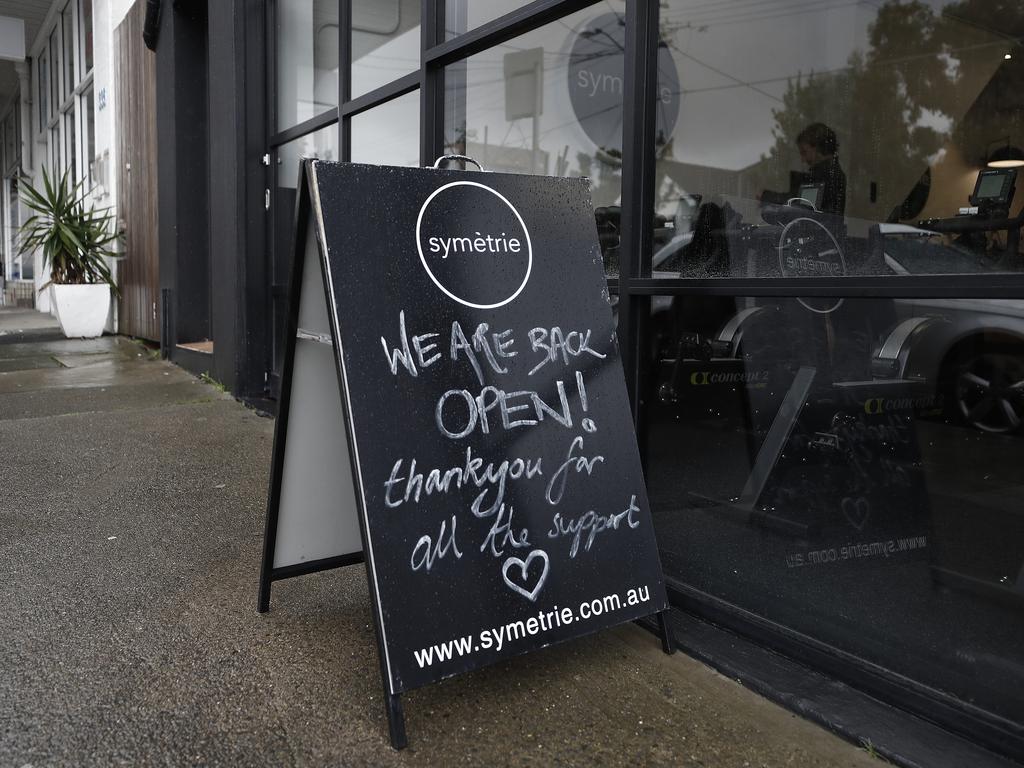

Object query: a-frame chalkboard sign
[259,157,675,749]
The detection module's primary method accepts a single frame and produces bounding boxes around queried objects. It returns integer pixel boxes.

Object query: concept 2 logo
[689,370,769,386]
[863,395,943,415]
[416,181,533,310]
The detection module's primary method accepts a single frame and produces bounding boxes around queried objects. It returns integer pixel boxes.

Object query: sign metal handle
[432,154,487,171]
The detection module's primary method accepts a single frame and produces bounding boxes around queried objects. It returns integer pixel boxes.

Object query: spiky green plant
[18,167,122,295]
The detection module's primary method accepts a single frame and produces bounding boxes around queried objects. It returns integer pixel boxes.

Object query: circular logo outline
[776,216,846,315]
[415,181,533,310]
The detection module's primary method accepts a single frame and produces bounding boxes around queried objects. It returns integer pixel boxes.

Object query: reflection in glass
[62,3,73,97]
[645,293,1024,725]
[38,54,48,129]
[49,30,59,114]
[351,91,419,168]
[444,5,628,274]
[63,109,75,183]
[652,0,1024,277]
[276,123,338,190]
[444,0,534,40]
[79,0,93,73]
[276,0,339,131]
[83,85,95,187]
[351,0,420,98]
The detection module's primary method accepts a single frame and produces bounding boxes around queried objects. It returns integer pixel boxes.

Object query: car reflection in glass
[648,209,1024,435]
[858,225,1020,436]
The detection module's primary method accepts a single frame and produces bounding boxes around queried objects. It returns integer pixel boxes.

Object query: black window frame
[265,2,1024,760]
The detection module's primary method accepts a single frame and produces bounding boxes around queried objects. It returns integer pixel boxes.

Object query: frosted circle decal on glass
[415,181,533,309]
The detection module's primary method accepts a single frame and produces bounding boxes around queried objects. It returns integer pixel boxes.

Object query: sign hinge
[296,328,333,345]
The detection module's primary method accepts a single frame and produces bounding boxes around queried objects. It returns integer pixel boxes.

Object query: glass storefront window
[62,3,74,99]
[276,123,339,189]
[650,0,1024,278]
[276,0,339,131]
[444,5,628,274]
[48,125,58,170]
[644,292,1024,725]
[48,29,60,115]
[8,177,22,277]
[37,53,48,131]
[79,0,93,74]
[444,0,535,40]
[83,85,95,187]
[350,91,420,167]
[351,0,420,98]
[5,111,16,173]
[63,109,76,182]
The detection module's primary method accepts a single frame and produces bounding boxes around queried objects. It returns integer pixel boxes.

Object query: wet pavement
[0,307,885,767]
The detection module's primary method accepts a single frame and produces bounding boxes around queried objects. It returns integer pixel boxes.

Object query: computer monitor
[796,182,824,211]
[970,167,1017,209]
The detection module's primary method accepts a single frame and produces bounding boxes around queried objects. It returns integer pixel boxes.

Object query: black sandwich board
[259,158,672,749]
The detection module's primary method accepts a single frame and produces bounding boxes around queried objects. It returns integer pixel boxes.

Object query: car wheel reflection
[954,352,1024,434]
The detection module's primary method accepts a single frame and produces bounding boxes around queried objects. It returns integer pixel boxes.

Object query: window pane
[644,293,1024,726]
[49,30,59,114]
[651,0,1024,277]
[4,110,16,173]
[49,125,58,171]
[7,178,20,276]
[444,0,534,40]
[276,0,338,131]
[83,86,95,187]
[444,6,627,275]
[79,0,93,73]
[351,0,420,98]
[64,109,76,183]
[350,91,419,167]
[38,54,48,130]
[62,3,74,97]
[276,123,338,190]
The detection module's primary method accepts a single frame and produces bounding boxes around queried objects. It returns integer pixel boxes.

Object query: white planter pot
[50,284,111,338]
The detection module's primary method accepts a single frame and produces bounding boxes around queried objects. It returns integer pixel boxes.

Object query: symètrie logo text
[426,232,524,259]
[416,181,532,310]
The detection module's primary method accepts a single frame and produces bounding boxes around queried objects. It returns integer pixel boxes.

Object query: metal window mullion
[617,0,659,430]
[423,0,599,67]
[340,0,352,162]
[624,275,1024,298]
[419,0,443,167]
[268,109,339,148]
[340,73,419,118]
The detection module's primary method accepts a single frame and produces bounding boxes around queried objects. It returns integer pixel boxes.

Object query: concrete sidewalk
[0,308,881,767]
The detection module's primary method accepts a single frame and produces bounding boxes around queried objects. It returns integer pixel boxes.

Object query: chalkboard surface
[308,161,668,693]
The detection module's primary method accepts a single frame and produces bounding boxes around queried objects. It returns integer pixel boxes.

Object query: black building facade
[153,1,1024,763]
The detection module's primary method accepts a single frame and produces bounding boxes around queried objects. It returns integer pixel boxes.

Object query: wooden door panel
[115,0,159,341]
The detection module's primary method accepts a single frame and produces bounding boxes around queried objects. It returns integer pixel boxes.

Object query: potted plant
[18,167,122,338]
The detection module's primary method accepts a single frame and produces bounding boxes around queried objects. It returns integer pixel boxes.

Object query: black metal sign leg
[257,578,271,614]
[385,691,408,750]
[656,610,677,655]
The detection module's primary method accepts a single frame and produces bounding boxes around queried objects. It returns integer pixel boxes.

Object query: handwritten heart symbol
[841,496,870,531]
[502,549,549,602]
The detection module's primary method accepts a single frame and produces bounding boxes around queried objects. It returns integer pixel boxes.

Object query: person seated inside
[760,122,847,218]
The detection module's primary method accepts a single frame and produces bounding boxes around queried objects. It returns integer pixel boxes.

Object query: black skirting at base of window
[638,607,1020,768]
